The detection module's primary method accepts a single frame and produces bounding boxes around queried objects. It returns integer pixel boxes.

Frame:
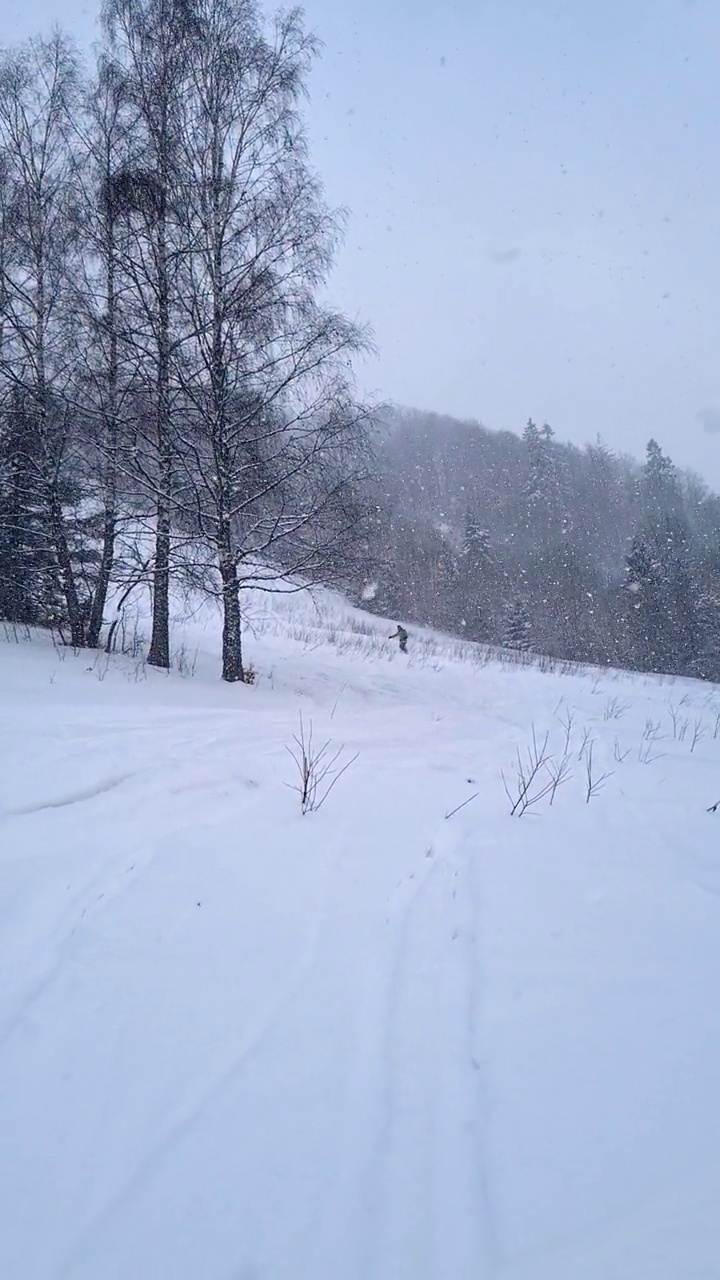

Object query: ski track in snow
[2,608,720,1278]
[59,800,488,1280]
[2,773,133,818]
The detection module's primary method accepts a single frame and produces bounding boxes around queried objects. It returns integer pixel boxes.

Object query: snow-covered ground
[2,593,720,1279]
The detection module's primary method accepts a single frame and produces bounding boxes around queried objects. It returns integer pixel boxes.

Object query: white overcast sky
[6,0,720,485]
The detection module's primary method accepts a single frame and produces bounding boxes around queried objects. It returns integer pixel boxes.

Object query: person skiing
[388,624,408,653]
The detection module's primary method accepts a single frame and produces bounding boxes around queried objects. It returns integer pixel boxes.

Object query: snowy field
[2,592,720,1279]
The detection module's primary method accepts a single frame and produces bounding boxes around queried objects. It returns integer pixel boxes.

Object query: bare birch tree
[100,0,197,667]
[68,60,144,647]
[173,0,372,681]
[0,33,87,645]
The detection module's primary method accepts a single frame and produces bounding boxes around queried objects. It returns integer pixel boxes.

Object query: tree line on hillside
[0,0,372,681]
[358,410,720,682]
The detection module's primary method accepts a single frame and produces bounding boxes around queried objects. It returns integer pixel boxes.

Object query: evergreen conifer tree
[504,597,531,651]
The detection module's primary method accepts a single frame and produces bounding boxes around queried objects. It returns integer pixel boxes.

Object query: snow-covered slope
[2,595,720,1279]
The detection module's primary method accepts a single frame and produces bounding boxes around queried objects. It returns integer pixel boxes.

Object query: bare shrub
[690,718,705,753]
[501,727,555,816]
[668,702,689,740]
[546,752,573,805]
[285,713,358,815]
[557,706,576,755]
[603,696,629,721]
[643,717,664,741]
[1,621,32,644]
[584,743,613,803]
[172,644,199,678]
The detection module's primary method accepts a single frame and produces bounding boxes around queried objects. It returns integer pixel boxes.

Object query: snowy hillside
[2,595,720,1279]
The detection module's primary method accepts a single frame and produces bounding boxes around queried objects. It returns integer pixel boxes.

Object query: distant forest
[359,408,720,682]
